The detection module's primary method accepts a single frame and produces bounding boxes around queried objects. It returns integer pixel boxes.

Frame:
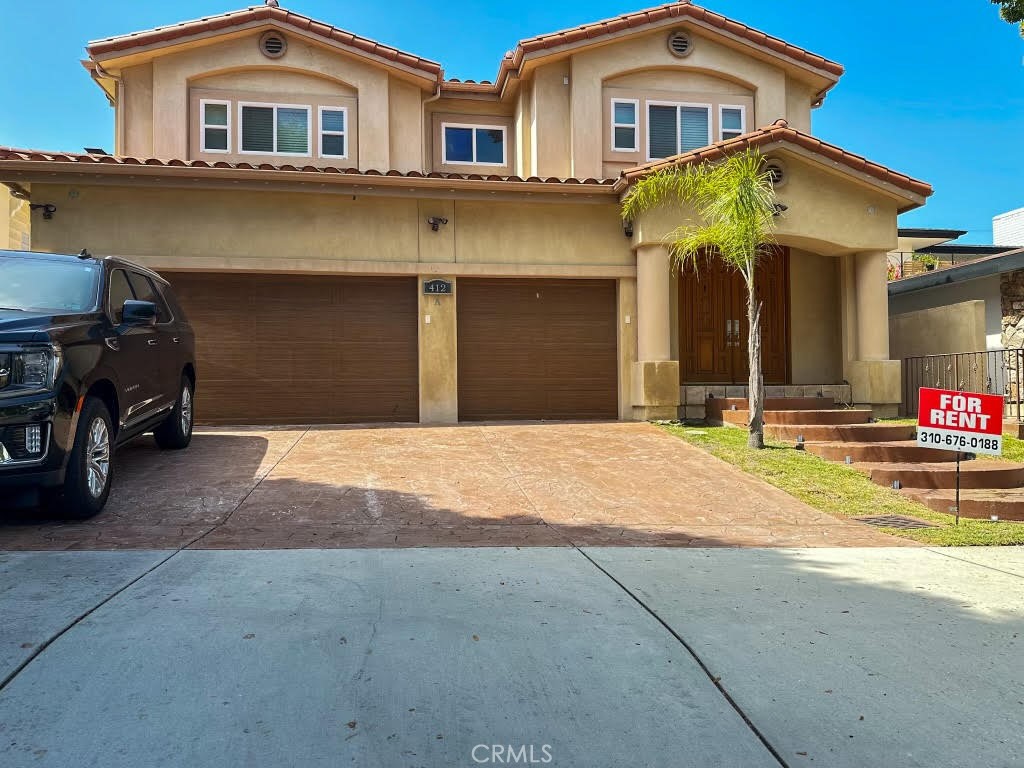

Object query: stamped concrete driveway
[0,422,901,550]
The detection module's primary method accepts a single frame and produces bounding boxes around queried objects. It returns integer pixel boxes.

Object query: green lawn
[661,423,1024,546]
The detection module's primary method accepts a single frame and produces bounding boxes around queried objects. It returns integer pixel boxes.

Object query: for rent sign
[917,388,1004,456]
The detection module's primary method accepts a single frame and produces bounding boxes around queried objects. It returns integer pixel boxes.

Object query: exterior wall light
[772,203,788,217]
[426,217,448,232]
[30,203,57,220]
[623,220,634,238]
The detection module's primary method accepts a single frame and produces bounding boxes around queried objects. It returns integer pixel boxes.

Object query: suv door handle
[147,339,158,346]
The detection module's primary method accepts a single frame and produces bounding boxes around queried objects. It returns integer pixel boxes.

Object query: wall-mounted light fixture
[30,203,57,220]
[426,216,449,232]
[772,203,788,217]
[623,219,634,238]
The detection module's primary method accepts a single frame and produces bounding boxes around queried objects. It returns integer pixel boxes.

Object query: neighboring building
[887,228,1022,280]
[994,207,1024,247]
[0,1,930,423]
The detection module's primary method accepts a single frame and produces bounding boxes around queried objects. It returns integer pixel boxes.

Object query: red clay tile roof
[0,147,616,189]
[616,120,932,199]
[87,6,443,78]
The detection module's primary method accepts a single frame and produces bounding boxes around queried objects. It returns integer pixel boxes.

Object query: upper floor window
[611,99,639,153]
[647,102,711,160]
[240,102,311,156]
[201,100,230,153]
[442,123,506,166]
[720,106,746,141]
[319,107,348,159]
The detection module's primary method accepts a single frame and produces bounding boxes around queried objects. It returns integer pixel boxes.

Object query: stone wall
[1001,269,1024,349]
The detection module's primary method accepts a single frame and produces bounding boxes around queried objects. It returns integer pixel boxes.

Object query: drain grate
[854,514,938,530]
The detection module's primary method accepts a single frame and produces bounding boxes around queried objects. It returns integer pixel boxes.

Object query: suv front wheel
[154,376,194,450]
[60,397,114,519]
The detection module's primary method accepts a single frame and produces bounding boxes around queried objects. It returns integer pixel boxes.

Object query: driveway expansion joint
[575,546,791,768]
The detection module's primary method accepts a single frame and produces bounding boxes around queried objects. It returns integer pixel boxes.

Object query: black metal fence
[902,349,1024,420]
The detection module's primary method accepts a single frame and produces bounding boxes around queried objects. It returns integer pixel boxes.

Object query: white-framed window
[610,98,640,152]
[441,123,507,166]
[319,106,348,159]
[239,102,312,156]
[720,105,746,142]
[200,99,231,153]
[646,101,712,161]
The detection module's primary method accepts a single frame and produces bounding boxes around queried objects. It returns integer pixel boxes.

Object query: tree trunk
[746,270,765,449]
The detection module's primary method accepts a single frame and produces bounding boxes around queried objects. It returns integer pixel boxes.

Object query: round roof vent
[667,30,693,58]
[259,31,287,59]
[766,161,786,187]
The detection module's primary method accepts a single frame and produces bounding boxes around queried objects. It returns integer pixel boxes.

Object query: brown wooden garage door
[457,279,618,421]
[168,273,418,425]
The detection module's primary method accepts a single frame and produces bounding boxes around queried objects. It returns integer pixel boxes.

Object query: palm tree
[622,149,778,449]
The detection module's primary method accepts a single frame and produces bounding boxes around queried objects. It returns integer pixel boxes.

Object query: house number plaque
[423,279,453,296]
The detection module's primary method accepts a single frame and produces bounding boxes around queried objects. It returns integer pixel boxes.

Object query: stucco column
[636,244,672,362]
[419,275,458,424]
[632,244,679,420]
[855,250,890,361]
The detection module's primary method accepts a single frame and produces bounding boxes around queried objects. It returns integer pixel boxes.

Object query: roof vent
[259,31,287,59]
[667,30,693,58]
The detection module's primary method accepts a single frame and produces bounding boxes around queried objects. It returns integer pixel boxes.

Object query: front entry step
[721,409,873,427]
[902,488,1024,521]
[858,461,1024,490]
[767,424,916,442]
[805,440,960,463]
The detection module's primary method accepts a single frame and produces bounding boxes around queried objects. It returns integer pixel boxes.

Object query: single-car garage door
[457,278,618,421]
[168,273,418,425]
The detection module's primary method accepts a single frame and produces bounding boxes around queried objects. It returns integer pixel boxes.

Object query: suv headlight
[0,345,63,395]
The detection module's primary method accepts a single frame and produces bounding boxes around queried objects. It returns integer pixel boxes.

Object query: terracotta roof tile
[0,147,616,190]
[87,6,443,77]
[616,119,932,199]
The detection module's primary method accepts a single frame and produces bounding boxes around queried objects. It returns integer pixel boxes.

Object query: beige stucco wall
[3,185,31,250]
[889,301,988,361]
[419,275,459,423]
[789,248,842,384]
[564,27,799,179]
[26,184,629,274]
[118,31,405,170]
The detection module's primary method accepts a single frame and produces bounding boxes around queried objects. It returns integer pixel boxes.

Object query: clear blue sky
[1,1,1022,241]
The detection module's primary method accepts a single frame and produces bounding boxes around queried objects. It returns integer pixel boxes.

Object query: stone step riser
[721,410,873,426]
[903,491,1024,522]
[767,425,916,442]
[707,397,837,412]
[865,465,1024,490]
[805,443,960,463]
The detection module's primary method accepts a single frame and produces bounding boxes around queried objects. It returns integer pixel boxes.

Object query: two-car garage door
[169,273,419,425]
[168,273,618,424]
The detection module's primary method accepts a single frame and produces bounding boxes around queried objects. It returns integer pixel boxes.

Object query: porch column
[842,249,901,416]
[855,250,890,361]
[632,244,680,420]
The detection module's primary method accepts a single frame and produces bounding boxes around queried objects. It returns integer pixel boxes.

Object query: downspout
[421,81,443,174]
[94,62,124,156]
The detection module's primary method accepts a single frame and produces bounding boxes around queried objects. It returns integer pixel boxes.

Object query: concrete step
[721,409,873,427]
[707,397,837,412]
[805,440,960,463]
[903,487,1024,522]
[767,423,916,442]
[857,461,1024,490]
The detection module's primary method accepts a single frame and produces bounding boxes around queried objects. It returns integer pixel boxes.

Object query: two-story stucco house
[0,1,931,425]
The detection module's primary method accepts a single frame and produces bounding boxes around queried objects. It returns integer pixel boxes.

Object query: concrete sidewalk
[0,547,1021,768]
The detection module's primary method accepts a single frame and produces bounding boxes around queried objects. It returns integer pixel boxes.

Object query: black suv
[0,250,196,518]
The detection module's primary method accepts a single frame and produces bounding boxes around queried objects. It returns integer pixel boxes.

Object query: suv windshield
[0,254,101,313]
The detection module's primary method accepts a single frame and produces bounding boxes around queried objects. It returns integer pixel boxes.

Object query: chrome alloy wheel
[85,417,111,499]
[180,385,193,435]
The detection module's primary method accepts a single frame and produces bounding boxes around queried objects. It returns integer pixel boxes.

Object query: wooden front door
[678,247,789,385]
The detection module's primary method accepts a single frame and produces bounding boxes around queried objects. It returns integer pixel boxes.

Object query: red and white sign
[917,387,1004,456]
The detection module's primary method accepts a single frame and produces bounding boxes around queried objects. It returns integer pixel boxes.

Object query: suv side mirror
[122,300,157,326]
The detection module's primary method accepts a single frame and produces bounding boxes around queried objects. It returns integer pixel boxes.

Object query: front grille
[0,423,48,461]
